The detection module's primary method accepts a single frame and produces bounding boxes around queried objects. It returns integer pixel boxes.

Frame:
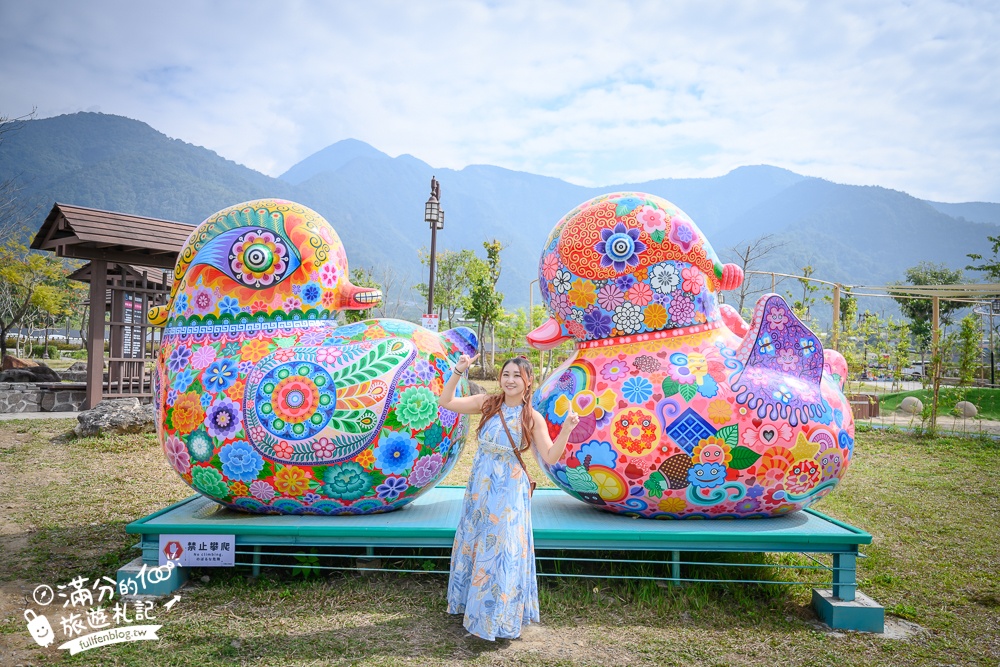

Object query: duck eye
[243,243,274,272]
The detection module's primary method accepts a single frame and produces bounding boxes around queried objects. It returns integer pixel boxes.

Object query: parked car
[901,362,928,380]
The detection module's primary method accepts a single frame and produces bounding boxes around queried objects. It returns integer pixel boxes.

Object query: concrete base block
[116,556,188,598]
[812,588,884,633]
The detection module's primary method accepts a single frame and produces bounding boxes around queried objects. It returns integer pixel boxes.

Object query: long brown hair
[477,357,535,451]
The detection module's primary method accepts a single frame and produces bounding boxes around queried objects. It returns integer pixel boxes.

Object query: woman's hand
[455,353,479,374]
[560,410,580,433]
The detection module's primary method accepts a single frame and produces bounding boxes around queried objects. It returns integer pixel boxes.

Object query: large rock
[954,401,978,418]
[900,396,924,415]
[0,364,61,383]
[75,398,155,437]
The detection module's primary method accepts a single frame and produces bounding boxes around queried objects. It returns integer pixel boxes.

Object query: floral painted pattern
[155,199,479,515]
[529,193,855,519]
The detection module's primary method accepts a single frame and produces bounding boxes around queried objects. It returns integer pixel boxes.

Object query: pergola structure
[31,203,193,408]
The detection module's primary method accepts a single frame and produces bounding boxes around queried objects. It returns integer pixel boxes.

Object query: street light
[424,177,444,317]
[528,278,539,330]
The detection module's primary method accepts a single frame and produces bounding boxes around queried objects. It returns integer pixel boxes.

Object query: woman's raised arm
[438,353,486,415]
[531,408,579,465]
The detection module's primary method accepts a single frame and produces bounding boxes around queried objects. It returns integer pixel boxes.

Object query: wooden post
[930,295,940,430]
[85,261,107,410]
[831,285,841,350]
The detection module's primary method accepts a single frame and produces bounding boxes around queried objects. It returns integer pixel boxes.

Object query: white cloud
[0,0,997,201]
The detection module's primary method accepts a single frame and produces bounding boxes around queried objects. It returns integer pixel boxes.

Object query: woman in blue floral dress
[439,354,578,640]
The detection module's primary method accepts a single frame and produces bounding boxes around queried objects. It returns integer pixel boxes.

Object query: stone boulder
[75,398,156,437]
[0,358,61,383]
[68,361,88,372]
[899,396,924,415]
[954,401,978,418]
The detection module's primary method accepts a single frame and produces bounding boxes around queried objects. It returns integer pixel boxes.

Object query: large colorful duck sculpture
[527,193,854,518]
[151,199,477,515]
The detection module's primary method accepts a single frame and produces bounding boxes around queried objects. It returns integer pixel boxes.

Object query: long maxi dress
[447,402,539,640]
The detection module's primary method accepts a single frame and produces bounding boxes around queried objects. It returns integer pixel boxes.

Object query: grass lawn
[880,387,1000,420]
[0,419,998,666]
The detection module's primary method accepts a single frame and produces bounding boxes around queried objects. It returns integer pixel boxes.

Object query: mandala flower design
[190,345,217,370]
[595,222,647,272]
[668,217,696,253]
[164,435,191,475]
[249,480,276,501]
[218,296,241,317]
[552,268,572,294]
[612,302,643,334]
[191,287,216,316]
[273,441,294,458]
[541,253,560,280]
[636,205,667,233]
[315,346,342,364]
[658,496,686,513]
[583,309,612,339]
[621,376,653,403]
[192,466,229,498]
[600,358,630,382]
[167,346,191,373]
[785,458,821,494]
[319,262,341,288]
[312,437,336,459]
[322,461,372,501]
[438,406,458,429]
[643,303,667,330]
[300,282,322,305]
[204,396,241,440]
[172,369,194,392]
[203,358,239,392]
[596,284,624,311]
[668,294,695,324]
[231,230,288,287]
[615,275,635,292]
[376,475,409,500]
[283,296,302,311]
[274,466,311,496]
[626,282,653,306]
[408,453,444,486]
[373,431,419,474]
[218,440,264,482]
[171,393,205,434]
[680,267,704,295]
[569,279,597,308]
[707,399,732,425]
[230,481,249,497]
[396,387,438,431]
[356,449,376,469]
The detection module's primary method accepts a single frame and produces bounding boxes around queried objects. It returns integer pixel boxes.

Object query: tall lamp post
[424,177,444,317]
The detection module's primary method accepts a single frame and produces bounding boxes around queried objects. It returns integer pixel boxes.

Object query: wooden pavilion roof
[31,202,195,269]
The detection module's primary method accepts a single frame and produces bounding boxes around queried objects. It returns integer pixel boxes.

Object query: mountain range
[1,112,996,321]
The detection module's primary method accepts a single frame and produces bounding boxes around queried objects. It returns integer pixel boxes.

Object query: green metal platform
[123,486,884,632]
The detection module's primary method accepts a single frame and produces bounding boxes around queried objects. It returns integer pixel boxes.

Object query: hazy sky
[2,0,998,202]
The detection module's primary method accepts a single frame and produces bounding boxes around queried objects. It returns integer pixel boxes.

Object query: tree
[785,265,820,323]
[0,109,40,245]
[955,314,982,387]
[367,263,410,320]
[0,241,72,359]
[726,234,786,315]
[343,266,381,324]
[966,235,1000,282]
[463,240,506,369]
[414,248,477,328]
[890,262,964,352]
